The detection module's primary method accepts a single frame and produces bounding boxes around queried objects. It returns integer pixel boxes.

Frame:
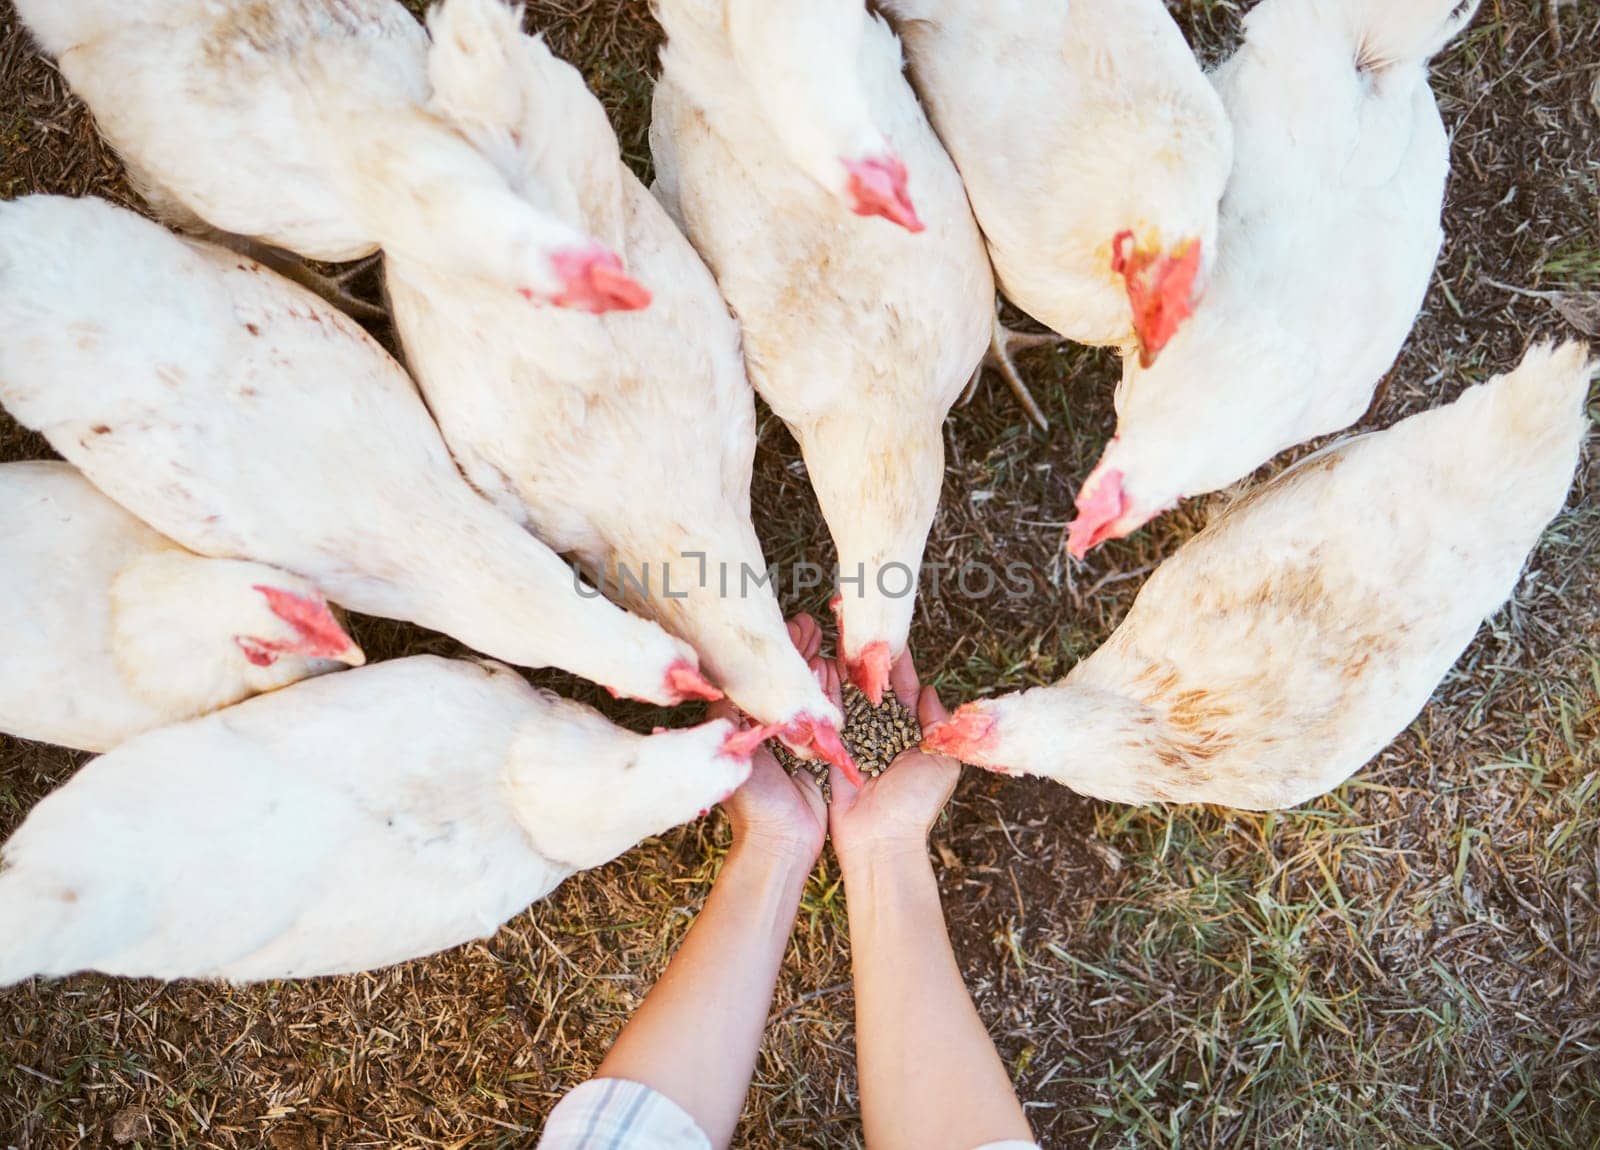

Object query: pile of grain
[775,684,921,801]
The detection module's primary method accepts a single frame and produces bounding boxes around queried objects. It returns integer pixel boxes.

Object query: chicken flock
[0,0,1590,984]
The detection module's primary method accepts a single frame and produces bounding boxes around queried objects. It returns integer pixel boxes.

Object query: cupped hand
[713,615,829,869]
[827,648,961,875]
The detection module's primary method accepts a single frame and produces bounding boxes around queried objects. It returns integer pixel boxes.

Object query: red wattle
[548,246,652,314]
[720,722,784,760]
[847,642,892,707]
[1066,467,1129,559]
[250,585,357,659]
[665,660,724,703]
[921,703,999,763]
[589,261,652,312]
[843,154,924,234]
[786,716,864,789]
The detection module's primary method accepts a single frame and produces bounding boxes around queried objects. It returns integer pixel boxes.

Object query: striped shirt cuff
[535,1077,1042,1150]
[536,1078,712,1150]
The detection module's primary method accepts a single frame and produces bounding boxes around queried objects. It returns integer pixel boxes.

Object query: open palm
[825,649,961,873]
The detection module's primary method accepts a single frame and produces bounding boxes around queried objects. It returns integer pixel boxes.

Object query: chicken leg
[124,161,391,323]
[238,247,389,324]
[959,301,1060,432]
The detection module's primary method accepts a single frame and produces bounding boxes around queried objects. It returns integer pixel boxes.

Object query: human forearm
[844,848,1033,1150]
[596,841,810,1148]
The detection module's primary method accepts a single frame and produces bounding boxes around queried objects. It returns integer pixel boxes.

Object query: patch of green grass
[1034,653,1600,1148]
[1540,242,1600,287]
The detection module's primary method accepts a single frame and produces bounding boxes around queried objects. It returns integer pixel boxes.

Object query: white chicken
[0,460,362,753]
[12,0,645,313]
[925,341,1592,810]
[0,196,716,707]
[1068,0,1480,556]
[387,0,857,779]
[656,0,931,230]
[0,655,761,983]
[880,0,1232,385]
[650,0,995,704]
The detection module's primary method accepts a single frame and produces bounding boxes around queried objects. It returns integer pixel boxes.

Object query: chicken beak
[1066,467,1130,559]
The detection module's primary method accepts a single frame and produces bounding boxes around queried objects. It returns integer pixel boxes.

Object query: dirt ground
[2,1,1598,1147]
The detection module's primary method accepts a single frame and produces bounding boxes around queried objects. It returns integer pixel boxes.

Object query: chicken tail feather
[1344,0,1481,73]
[1418,341,1592,527]
[1482,341,1594,454]
[0,869,75,986]
[426,0,529,136]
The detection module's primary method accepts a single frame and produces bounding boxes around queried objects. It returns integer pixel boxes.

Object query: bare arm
[594,617,829,1149]
[844,847,1032,1150]
[829,655,1034,1150]
[595,832,814,1147]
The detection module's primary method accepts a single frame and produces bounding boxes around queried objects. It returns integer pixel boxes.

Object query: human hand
[827,648,961,876]
[714,615,829,870]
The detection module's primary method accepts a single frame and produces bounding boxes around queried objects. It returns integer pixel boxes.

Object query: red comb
[844,154,924,234]
[1112,232,1201,367]
[547,245,652,314]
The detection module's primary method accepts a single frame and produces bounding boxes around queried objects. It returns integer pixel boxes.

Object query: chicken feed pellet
[774,684,922,802]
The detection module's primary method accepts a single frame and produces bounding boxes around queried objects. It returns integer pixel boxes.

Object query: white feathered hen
[388,0,858,779]
[926,342,1592,810]
[0,460,362,753]
[0,655,760,983]
[12,0,645,312]
[881,0,1232,377]
[0,196,717,707]
[650,0,994,704]
[1068,0,1480,556]
[659,0,932,230]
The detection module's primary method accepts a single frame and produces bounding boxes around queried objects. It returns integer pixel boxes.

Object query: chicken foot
[959,301,1059,432]
[132,170,390,324]
[238,247,389,324]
